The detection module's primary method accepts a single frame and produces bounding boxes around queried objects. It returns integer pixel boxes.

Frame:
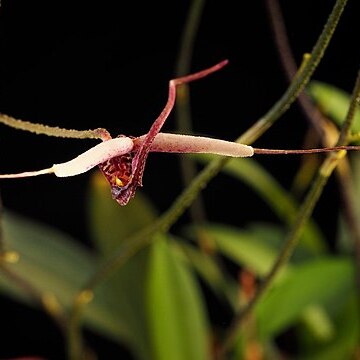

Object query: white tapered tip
[136,133,254,157]
[53,137,134,177]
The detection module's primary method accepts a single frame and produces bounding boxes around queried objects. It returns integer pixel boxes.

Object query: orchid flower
[1,59,359,206]
[0,60,254,205]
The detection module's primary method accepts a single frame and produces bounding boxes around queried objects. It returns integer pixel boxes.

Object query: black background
[0,1,359,359]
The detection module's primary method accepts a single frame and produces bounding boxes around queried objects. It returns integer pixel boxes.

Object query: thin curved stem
[265,0,297,78]
[175,0,206,76]
[265,0,325,138]
[175,0,211,252]
[254,145,360,155]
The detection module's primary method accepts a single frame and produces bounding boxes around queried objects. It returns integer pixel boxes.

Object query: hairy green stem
[337,70,360,145]
[0,113,110,140]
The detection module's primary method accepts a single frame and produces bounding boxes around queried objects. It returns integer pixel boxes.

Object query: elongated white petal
[135,133,254,157]
[53,137,134,177]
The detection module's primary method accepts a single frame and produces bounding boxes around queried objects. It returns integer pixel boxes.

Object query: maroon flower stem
[132,60,229,179]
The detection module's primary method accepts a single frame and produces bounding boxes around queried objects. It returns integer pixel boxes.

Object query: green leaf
[300,305,335,343]
[0,210,132,343]
[86,171,159,360]
[307,80,360,132]
[171,239,239,309]
[299,294,360,360]
[146,235,210,360]
[87,171,158,252]
[192,154,326,254]
[186,223,291,277]
[256,257,355,339]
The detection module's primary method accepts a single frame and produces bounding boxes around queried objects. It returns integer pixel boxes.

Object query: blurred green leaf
[171,239,239,309]
[186,223,294,277]
[308,80,360,132]
[298,294,359,360]
[256,257,355,339]
[146,235,210,360]
[86,171,159,360]
[244,222,317,262]
[0,210,132,343]
[87,171,158,252]
[186,224,347,350]
[192,155,326,254]
[301,305,335,343]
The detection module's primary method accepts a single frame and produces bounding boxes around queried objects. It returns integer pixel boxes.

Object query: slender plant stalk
[175,0,206,76]
[217,68,360,358]
[0,113,111,140]
[265,0,325,137]
[175,0,211,252]
[337,71,360,145]
[67,0,348,357]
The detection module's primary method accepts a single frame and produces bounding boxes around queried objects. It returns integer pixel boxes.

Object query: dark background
[0,1,359,359]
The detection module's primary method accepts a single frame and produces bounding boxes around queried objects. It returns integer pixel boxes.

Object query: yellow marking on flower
[115,177,124,187]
